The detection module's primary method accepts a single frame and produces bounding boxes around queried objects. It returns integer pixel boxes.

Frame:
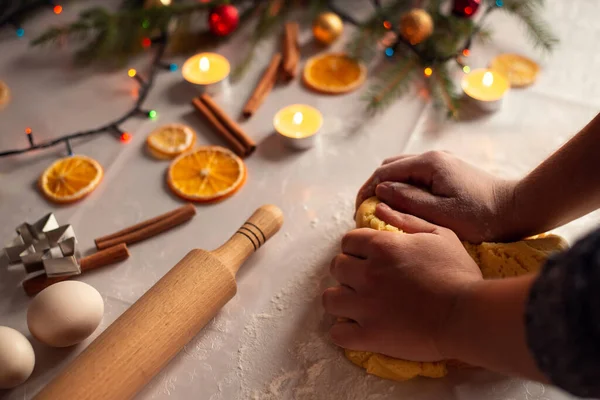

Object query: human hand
[355,151,517,243]
[323,203,482,361]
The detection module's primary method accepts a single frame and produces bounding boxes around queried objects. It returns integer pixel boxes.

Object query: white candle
[182,53,230,94]
[273,105,323,149]
[462,69,509,111]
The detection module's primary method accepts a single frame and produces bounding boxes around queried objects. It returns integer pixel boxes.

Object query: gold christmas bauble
[400,8,433,45]
[312,12,344,45]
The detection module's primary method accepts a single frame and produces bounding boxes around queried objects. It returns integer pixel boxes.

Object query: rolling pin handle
[213,205,284,275]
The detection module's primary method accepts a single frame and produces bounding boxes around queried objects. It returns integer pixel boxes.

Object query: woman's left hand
[323,203,482,361]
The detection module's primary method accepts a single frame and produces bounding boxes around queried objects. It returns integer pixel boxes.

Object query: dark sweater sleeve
[526,226,600,398]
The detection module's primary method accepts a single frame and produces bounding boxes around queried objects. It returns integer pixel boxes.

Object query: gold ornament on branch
[312,12,344,45]
[399,8,433,45]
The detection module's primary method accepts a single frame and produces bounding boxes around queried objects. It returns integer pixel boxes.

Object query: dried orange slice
[146,123,196,159]
[303,53,366,94]
[39,155,103,203]
[167,146,246,203]
[0,80,10,108]
[490,53,539,88]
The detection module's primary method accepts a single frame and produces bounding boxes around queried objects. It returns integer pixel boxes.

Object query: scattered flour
[229,193,408,399]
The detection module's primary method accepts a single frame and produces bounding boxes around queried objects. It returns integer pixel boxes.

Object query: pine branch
[475,27,493,44]
[31,1,231,64]
[429,64,460,118]
[486,0,557,52]
[508,8,557,52]
[346,0,412,63]
[364,57,417,112]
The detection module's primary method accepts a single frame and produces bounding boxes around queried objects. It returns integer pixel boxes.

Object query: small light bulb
[142,19,150,29]
[169,63,178,72]
[53,5,63,14]
[160,0,172,5]
[462,49,470,57]
[128,69,137,78]
[16,28,24,37]
[25,127,32,135]
[141,37,152,48]
[383,21,392,30]
[385,48,394,57]
[148,110,157,120]
[120,133,132,143]
[463,65,471,73]
[424,67,433,77]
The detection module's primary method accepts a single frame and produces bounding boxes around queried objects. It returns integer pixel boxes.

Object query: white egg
[0,326,35,389]
[27,281,104,348]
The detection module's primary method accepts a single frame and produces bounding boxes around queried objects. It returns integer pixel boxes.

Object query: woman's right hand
[356,151,520,243]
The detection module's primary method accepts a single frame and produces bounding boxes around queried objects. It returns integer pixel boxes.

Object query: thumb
[376,182,445,223]
[375,202,440,234]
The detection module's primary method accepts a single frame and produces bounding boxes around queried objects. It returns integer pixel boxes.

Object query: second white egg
[27,281,104,347]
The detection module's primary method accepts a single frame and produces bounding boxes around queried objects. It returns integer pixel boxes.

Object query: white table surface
[1,1,599,399]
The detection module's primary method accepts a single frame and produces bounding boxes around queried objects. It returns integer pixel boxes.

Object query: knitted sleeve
[526,226,600,398]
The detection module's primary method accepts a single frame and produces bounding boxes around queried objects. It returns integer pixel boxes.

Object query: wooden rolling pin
[35,205,284,400]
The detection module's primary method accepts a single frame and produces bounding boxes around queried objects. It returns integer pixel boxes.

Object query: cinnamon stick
[95,204,194,246]
[95,203,196,250]
[282,22,300,81]
[199,94,256,156]
[23,244,130,296]
[242,53,282,118]
[192,97,247,157]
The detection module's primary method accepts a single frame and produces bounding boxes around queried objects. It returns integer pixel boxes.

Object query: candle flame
[482,71,494,87]
[292,112,303,125]
[199,57,210,72]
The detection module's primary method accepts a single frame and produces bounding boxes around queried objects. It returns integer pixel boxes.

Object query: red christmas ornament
[208,5,239,36]
[452,0,481,18]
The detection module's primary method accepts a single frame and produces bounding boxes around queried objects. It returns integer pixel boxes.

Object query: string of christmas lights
[0,31,173,158]
[0,0,65,37]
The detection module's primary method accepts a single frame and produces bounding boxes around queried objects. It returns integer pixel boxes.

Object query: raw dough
[345,197,568,381]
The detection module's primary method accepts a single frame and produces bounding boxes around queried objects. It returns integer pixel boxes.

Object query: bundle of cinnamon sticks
[242,22,300,119]
[192,94,256,158]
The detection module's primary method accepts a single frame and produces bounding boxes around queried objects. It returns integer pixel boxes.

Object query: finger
[330,254,368,290]
[381,154,415,165]
[322,286,362,320]
[356,156,437,210]
[375,202,441,234]
[341,229,379,258]
[330,320,370,350]
[376,182,448,224]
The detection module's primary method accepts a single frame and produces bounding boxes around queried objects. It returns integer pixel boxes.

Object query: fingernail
[376,182,393,198]
[377,202,391,211]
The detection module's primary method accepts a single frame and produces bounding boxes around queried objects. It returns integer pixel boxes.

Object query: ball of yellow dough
[345,197,568,381]
[0,326,35,389]
[27,281,104,348]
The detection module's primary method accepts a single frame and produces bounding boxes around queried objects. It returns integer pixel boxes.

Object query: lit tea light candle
[273,104,323,149]
[462,68,509,111]
[182,53,230,94]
